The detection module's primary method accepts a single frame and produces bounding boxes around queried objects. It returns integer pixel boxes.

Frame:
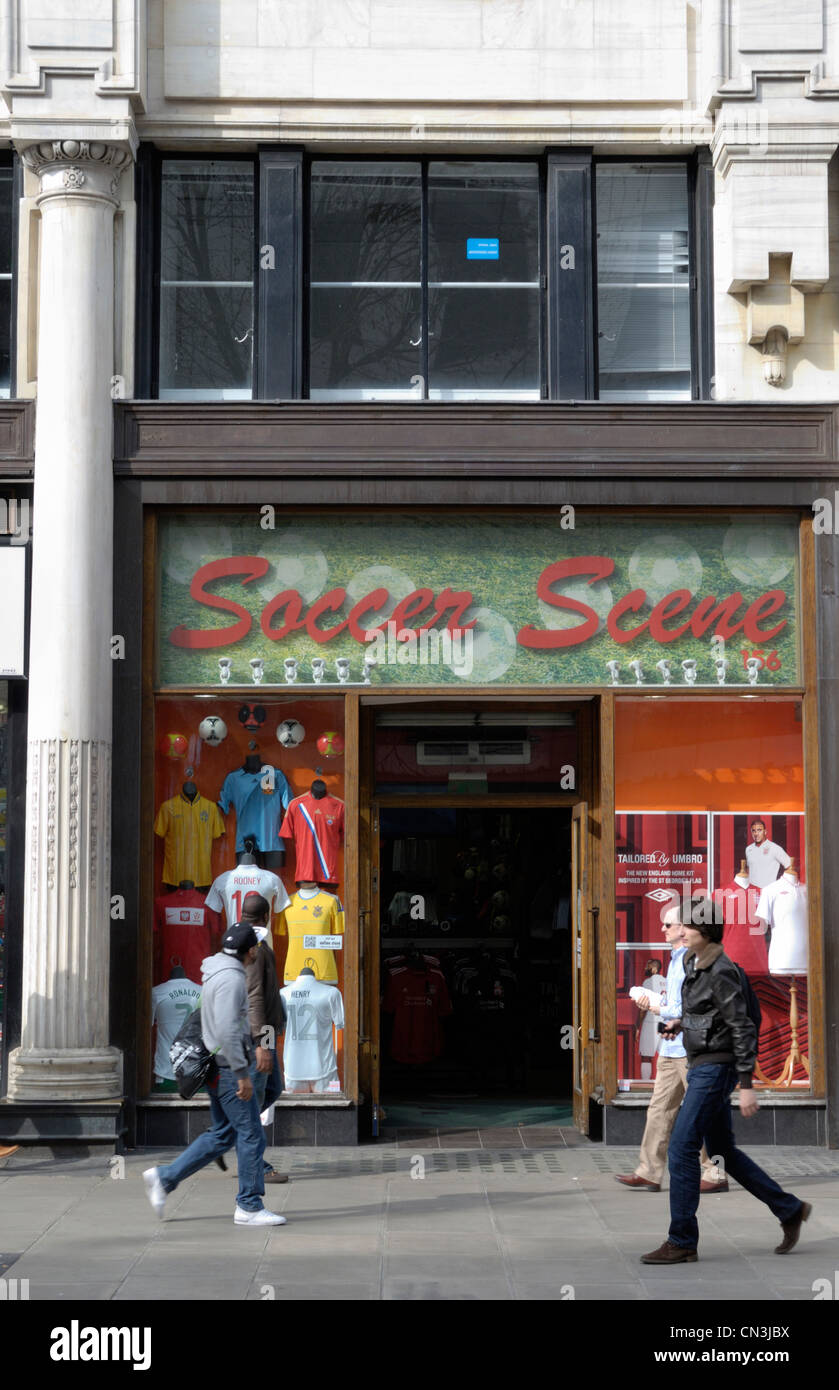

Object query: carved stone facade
[5,134,129,1102]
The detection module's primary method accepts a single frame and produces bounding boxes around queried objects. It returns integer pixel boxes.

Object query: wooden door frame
[358,691,606,1134]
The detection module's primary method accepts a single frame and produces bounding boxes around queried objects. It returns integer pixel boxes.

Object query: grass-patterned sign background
[157,513,800,688]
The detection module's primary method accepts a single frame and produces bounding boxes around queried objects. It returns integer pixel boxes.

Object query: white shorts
[284,1070,341,1095]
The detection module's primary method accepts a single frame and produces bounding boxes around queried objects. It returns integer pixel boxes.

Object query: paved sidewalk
[1,1142,838,1301]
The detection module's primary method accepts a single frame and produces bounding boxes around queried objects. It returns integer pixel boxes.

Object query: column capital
[19,138,134,205]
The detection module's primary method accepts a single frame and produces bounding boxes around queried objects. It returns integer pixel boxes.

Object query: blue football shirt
[218,766,292,853]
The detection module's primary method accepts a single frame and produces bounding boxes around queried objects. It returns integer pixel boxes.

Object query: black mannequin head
[178,879,195,891]
[182,781,198,802]
[310,778,327,799]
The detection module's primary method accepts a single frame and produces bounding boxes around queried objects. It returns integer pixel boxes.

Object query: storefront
[108,401,837,1149]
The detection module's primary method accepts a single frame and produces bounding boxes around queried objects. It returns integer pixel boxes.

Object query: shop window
[614,699,810,1093]
[0,161,14,398]
[596,164,691,402]
[158,161,255,400]
[149,695,346,1100]
[309,160,541,401]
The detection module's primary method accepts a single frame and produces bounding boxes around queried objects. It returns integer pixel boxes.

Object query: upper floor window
[0,161,14,399]
[310,160,541,401]
[141,152,709,402]
[596,164,691,402]
[158,160,254,400]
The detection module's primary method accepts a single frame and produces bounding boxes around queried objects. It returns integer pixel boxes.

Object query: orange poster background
[615,699,804,813]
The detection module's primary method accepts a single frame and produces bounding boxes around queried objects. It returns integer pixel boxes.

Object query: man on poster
[616,904,726,1194]
[745,818,790,889]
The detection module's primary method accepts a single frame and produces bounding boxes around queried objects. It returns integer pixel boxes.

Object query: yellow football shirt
[154,793,225,886]
[276,890,345,983]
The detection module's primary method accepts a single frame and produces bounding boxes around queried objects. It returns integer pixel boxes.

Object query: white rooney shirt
[281,976,345,1082]
[206,865,290,928]
[756,876,808,975]
[745,838,791,889]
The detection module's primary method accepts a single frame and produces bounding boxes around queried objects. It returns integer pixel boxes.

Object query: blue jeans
[253,1048,283,1174]
[668,1062,802,1249]
[157,1063,266,1213]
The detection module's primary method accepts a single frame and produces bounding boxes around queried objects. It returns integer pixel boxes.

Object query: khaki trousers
[636,1056,720,1185]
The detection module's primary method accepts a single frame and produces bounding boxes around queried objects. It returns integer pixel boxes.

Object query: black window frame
[136,146,713,404]
[304,153,547,403]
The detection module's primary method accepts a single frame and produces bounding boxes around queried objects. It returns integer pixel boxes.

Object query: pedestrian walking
[616,906,727,1193]
[240,890,288,1184]
[143,922,287,1227]
[641,903,810,1264]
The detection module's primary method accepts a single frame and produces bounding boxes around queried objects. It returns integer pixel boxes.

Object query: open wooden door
[571,800,598,1133]
[358,801,381,1136]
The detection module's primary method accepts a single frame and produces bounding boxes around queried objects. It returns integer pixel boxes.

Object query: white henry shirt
[281,976,344,1082]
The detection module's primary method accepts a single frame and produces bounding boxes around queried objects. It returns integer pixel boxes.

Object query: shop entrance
[360,700,593,1139]
[376,804,573,1135]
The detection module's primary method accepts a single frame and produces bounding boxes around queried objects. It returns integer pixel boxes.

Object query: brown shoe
[700,1179,729,1193]
[775,1201,811,1254]
[264,1171,290,1184]
[616,1173,661,1191]
[640,1241,698,1265]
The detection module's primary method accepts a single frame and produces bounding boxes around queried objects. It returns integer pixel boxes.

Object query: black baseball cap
[221,922,258,956]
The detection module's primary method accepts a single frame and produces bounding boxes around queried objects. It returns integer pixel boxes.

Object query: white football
[276,718,306,748]
[198,715,228,746]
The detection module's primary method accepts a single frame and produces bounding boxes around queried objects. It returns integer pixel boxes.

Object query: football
[159,731,189,759]
[276,718,306,748]
[198,715,228,746]
[316,731,344,757]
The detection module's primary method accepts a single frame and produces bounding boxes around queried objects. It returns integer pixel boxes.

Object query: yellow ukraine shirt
[276,890,345,983]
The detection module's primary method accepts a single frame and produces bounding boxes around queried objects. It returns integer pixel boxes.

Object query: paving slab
[0,1142,836,1305]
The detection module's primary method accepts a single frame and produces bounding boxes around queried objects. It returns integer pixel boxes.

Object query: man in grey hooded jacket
[143,922,288,1227]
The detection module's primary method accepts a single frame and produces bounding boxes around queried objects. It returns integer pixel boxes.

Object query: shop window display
[151,696,345,1098]
[615,699,808,1091]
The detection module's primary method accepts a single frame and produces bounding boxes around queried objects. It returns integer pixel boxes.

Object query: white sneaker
[143,1166,167,1219]
[234,1205,287,1226]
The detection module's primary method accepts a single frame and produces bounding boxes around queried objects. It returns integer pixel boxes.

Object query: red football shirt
[383,965,452,1065]
[153,888,221,985]
[721,880,767,975]
[279,794,345,884]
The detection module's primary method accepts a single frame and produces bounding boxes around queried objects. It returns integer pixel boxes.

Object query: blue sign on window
[467,238,500,260]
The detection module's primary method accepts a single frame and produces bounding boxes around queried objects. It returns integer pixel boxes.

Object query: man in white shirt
[745,819,791,890]
[616,906,725,1193]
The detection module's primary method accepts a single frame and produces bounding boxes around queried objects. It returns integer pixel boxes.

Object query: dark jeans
[668,1062,802,1249]
[157,1063,266,1213]
[254,1047,283,1174]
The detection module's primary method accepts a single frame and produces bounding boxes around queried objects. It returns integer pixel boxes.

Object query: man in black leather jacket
[641,903,811,1264]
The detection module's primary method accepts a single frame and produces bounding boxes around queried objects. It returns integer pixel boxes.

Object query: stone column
[7,140,132,1100]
